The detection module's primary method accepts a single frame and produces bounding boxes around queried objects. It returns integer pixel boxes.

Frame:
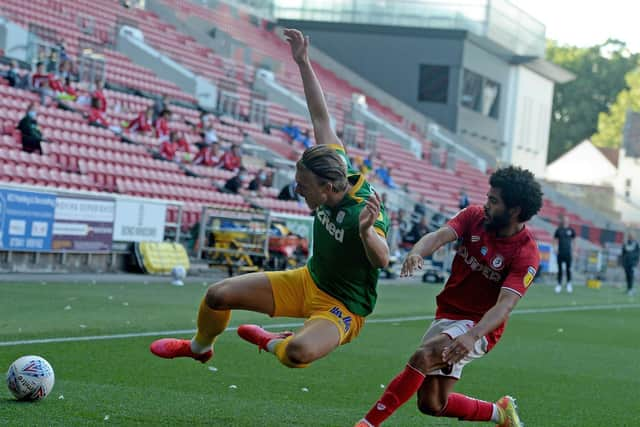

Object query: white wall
[503,66,553,176]
[545,141,618,185]
[615,149,640,214]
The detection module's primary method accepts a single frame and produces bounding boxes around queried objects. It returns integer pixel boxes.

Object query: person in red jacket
[87,97,109,128]
[221,144,242,172]
[160,139,177,161]
[155,109,172,142]
[193,142,223,167]
[31,62,55,105]
[92,79,107,112]
[127,107,154,134]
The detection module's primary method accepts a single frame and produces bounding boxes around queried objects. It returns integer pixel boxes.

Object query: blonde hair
[296,145,348,192]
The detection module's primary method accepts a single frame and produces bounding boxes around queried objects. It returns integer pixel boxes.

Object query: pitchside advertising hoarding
[0,188,56,251]
[112,200,167,242]
[52,197,115,252]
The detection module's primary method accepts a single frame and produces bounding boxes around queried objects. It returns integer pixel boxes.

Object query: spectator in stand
[396,209,412,247]
[362,154,374,175]
[296,129,312,149]
[91,79,107,112]
[203,122,218,145]
[159,138,177,162]
[56,39,69,63]
[277,181,302,202]
[6,59,21,88]
[281,119,300,143]
[405,215,430,245]
[375,162,397,189]
[411,195,428,224]
[31,61,55,105]
[170,130,192,161]
[193,141,223,167]
[153,94,168,123]
[127,107,154,134]
[458,188,470,210]
[221,144,242,172]
[57,76,78,102]
[155,109,172,143]
[58,59,73,82]
[223,167,247,194]
[87,96,110,128]
[248,169,269,192]
[17,103,44,154]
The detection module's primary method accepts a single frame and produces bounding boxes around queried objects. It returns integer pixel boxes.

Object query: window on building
[418,65,449,103]
[461,69,501,119]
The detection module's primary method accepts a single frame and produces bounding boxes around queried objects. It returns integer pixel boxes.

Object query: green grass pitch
[1,278,638,426]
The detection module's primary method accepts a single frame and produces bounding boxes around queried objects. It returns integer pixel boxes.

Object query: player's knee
[204,280,231,309]
[285,339,316,365]
[408,347,437,373]
[417,394,446,416]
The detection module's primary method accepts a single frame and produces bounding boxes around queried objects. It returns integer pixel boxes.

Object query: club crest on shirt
[471,235,480,242]
[336,210,346,224]
[523,266,536,288]
[491,254,504,270]
[480,246,488,256]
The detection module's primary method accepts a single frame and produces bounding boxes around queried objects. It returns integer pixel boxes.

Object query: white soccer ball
[6,355,55,401]
[171,265,187,286]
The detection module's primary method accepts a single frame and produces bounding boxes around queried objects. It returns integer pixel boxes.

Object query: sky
[514,0,640,52]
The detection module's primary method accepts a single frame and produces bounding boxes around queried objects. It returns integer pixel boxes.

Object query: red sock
[439,393,494,421]
[364,365,425,426]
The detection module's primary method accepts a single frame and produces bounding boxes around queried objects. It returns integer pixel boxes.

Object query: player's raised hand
[284,28,309,65]
[359,192,381,234]
[400,253,424,277]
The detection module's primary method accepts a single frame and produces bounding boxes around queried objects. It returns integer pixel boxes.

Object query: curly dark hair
[489,166,543,222]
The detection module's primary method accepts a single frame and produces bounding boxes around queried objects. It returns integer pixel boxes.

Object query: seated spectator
[155,109,172,142]
[223,167,247,194]
[170,131,192,162]
[153,94,168,123]
[159,139,178,162]
[57,76,78,101]
[6,59,21,88]
[58,59,73,82]
[277,181,301,202]
[203,122,218,145]
[87,96,110,128]
[56,39,69,64]
[17,103,44,154]
[411,195,428,225]
[405,215,430,245]
[362,154,374,174]
[429,205,449,231]
[375,162,397,189]
[193,141,223,167]
[31,61,55,105]
[248,169,269,192]
[91,79,107,112]
[126,107,154,134]
[221,144,242,172]
[281,119,300,143]
[296,129,312,149]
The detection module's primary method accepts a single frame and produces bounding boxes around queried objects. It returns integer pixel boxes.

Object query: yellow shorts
[266,266,365,344]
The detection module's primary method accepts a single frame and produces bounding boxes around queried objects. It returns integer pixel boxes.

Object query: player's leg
[150,272,274,361]
[624,265,633,293]
[565,256,573,292]
[357,333,451,426]
[272,317,341,367]
[416,376,504,423]
[555,255,564,293]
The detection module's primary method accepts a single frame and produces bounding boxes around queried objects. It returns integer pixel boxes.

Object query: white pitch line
[1,303,639,347]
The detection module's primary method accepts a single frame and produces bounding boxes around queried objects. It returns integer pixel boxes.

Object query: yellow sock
[273,336,309,369]
[193,297,231,349]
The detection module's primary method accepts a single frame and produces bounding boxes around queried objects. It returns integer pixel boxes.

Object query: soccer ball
[6,355,55,401]
[171,265,186,286]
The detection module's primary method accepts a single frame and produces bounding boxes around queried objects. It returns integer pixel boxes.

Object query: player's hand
[284,29,309,65]
[442,333,476,364]
[400,253,423,277]
[359,192,382,234]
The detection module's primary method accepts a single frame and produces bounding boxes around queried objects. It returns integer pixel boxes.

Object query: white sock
[265,338,285,353]
[190,338,211,354]
[490,404,502,423]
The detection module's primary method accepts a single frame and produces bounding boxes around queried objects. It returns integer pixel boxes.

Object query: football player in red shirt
[355,166,543,427]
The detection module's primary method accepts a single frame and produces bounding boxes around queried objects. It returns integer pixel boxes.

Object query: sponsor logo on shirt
[523,266,536,288]
[456,245,502,282]
[317,209,345,243]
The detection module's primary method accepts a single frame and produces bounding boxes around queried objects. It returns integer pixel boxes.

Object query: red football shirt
[436,205,540,350]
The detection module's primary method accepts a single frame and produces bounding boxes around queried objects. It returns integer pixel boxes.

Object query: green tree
[592,69,640,148]
[546,39,639,162]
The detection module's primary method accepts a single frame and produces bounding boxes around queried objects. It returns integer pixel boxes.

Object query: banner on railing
[52,197,115,252]
[0,188,56,251]
[112,200,166,242]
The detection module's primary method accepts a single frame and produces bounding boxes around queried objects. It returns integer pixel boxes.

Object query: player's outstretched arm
[400,227,457,277]
[284,28,342,147]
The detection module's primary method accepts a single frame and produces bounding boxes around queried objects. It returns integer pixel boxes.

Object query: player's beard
[483,210,510,232]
